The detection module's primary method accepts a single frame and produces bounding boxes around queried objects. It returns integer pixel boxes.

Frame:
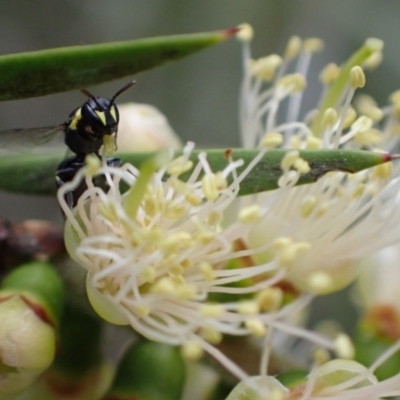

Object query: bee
[0,80,136,208]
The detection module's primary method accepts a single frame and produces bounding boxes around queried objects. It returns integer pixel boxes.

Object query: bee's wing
[0,125,65,152]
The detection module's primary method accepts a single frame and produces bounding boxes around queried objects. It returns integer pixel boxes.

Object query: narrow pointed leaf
[0,28,238,101]
[0,149,391,196]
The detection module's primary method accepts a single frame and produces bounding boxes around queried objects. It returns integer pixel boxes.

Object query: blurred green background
[0,0,398,222]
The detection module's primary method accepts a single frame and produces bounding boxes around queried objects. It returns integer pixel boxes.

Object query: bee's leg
[55,156,85,209]
[106,157,122,168]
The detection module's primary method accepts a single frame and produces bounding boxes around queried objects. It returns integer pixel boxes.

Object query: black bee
[0,81,135,208]
[56,81,135,207]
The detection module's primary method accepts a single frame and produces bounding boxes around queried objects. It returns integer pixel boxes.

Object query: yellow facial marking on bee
[110,105,117,122]
[95,110,106,126]
[69,108,82,130]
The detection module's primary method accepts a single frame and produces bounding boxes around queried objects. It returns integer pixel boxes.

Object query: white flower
[58,143,338,380]
[237,29,400,295]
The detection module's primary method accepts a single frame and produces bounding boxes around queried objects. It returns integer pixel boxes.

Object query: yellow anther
[351,115,373,133]
[390,90,400,105]
[279,246,297,266]
[161,232,192,253]
[277,73,307,94]
[165,203,187,219]
[181,259,192,269]
[284,36,302,59]
[143,196,158,217]
[169,264,184,276]
[371,162,392,180]
[313,348,330,365]
[349,183,366,199]
[98,201,119,222]
[294,158,310,174]
[308,272,333,292]
[239,205,262,224]
[245,319,266,337]
[199,262,215,282]
[342,107,357,129]
[176,284,197,300]
[354,94,383,121]
[167,156,193,176]
[293,242,312,252]
[238,301,259,315]
[262,132,283,148]
[251,55,282,81]
[195,231,216,245]
[303,38,324,53]
[185,192,202,205]
[368,107,383,121]
[202,173,220,201]
[200,326,222,344]
[289,135,302,149]
[170,274,185,286]
[200,304,225,318]
[322,108,338,129]
[306,135,321,149]
[85,154,101,176]
[181,340,204,361]
[257,288,283,312]
[150,277,176,295]
[133,304,150,317]
[206,210,223,227]
[354,129,382,146]
[349,66,366,89]
[139,266,156,284]
[273,237,292,249]
[281,150,300,170]
[236,23,254,42]
[141,227,163,244]
[170,177,187,193]
[299,195,317,218]
[364,51,383,70]
[319,63,340,85]
[279,242,311,266]
[365,37,384,52]
[334,333,355,359]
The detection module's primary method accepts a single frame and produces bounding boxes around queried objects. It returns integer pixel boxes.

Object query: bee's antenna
[81,88,104,110]
[109,80,136,108]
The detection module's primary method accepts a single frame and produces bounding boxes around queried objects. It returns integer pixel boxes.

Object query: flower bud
[116,103,181,152]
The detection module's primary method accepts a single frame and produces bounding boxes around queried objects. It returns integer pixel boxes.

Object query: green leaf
[0,149,391,196]
[0,28,238,101]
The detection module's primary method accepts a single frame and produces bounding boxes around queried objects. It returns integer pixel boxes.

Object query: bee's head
[80,81,136,136]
